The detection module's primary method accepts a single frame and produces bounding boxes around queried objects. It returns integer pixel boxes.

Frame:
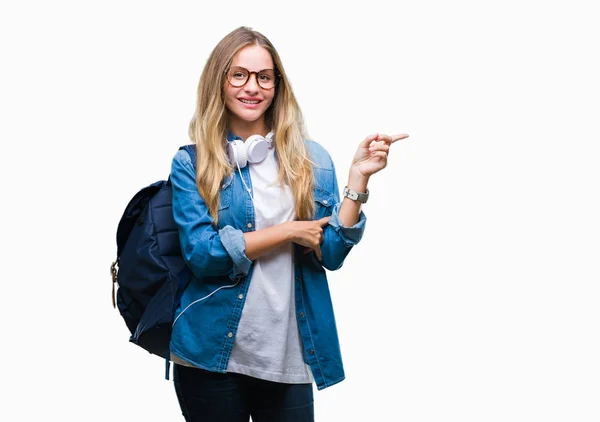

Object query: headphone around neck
[227,132,274,168]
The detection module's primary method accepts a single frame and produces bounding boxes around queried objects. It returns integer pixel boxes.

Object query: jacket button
[309,349,315,355]
[299,312,304,318]
[247,223,253,229]
[238,294,244,299]
[227,332,233,338]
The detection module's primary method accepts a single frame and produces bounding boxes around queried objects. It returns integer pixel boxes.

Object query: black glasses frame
[225,66,280,90]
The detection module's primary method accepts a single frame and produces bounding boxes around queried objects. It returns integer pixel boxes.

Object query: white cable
[171,142,255,329]
[172,279,240,327]
[234,146,256,207]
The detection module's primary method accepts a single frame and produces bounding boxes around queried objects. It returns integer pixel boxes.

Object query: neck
[228,116,269,141]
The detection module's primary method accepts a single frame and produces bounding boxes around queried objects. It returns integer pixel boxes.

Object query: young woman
[169,26,408,422]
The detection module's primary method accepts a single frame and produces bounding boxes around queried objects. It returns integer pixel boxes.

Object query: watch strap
[343,186,369,203]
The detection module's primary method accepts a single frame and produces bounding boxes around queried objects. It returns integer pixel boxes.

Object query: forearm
[338,169,369,227]
[243,222,293,261]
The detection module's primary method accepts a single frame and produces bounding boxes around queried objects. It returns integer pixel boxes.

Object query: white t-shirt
[226,147,313,384]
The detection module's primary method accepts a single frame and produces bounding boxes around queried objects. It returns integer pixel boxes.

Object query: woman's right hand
[287,217,331,261]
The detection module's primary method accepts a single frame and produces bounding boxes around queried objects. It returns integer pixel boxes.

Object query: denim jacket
[169,135,367,391]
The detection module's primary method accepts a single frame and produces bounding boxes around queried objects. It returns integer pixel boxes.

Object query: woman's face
[224,44,276,128]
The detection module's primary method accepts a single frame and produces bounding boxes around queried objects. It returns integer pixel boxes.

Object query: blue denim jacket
[169,135,367,390]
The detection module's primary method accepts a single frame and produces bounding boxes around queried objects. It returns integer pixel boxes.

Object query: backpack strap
[166,144,196,187]
[180,144,197,164]
[164,260,194,381]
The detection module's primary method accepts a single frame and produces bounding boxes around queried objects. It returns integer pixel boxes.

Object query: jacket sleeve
[170,149,252,280]
[318,152,367,271]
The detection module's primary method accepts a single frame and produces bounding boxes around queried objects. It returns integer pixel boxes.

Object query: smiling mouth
[239,99,260,104]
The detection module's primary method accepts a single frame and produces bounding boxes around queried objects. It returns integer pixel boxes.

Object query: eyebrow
[231,65,274,72]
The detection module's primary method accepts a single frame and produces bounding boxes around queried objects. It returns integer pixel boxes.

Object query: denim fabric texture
[169,135,367,390]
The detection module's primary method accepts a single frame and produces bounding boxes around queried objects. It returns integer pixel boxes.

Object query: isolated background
[2,0,599,421]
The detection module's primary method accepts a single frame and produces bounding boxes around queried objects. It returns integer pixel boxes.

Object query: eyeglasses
[226,66,279,90]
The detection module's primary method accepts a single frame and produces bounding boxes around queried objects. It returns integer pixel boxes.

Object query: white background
[1,0,599,421]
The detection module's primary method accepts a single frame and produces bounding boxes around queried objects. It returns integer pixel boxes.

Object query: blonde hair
[188,26,315,225]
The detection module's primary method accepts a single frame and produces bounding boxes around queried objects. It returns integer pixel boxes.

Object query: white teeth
[240,99,259,104]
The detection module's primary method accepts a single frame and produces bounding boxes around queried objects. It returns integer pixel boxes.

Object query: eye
[258,73,272,82]
[229,67,248,80]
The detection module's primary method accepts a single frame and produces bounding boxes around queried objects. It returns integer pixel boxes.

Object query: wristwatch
[343,186,369,203]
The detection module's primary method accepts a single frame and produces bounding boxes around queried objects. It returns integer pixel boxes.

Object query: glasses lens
[257,70,276,89]
[227,67,278,89]
[228,67,249,87]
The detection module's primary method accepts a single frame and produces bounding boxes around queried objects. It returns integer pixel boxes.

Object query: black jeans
[173,364,315,422]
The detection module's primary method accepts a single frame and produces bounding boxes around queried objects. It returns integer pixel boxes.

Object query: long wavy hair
[188,26,315,225]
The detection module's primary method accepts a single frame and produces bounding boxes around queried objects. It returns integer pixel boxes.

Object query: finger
[371,152,388,166]
[369,140,385,148]
[369,142,390,153]
[376,133,409,144]
[303,247,312,255]
[370,151,388,159]
[360,133,379,148]
[390,133,409,143]
[318,216,331,226]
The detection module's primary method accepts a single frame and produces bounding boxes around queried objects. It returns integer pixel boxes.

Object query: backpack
[111,144,196,367]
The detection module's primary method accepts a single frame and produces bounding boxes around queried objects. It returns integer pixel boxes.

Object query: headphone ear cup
[245,135,269,164]
[228,139,248,168]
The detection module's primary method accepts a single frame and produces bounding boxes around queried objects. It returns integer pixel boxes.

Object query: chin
[235,109,266,122]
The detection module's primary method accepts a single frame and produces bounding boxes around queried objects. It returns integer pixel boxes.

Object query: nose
[243,73,260,93]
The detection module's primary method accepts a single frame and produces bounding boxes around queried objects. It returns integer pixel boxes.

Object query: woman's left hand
[351,133,409,178]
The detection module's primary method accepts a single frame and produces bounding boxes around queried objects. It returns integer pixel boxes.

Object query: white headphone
[227,132,274,168]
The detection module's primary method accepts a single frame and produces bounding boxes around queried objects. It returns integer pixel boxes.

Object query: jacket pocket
[314,187,334,219]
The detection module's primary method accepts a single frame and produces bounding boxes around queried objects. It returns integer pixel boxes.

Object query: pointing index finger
[389,133,409,143]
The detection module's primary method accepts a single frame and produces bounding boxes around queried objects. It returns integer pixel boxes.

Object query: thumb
[360,133,379,148]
